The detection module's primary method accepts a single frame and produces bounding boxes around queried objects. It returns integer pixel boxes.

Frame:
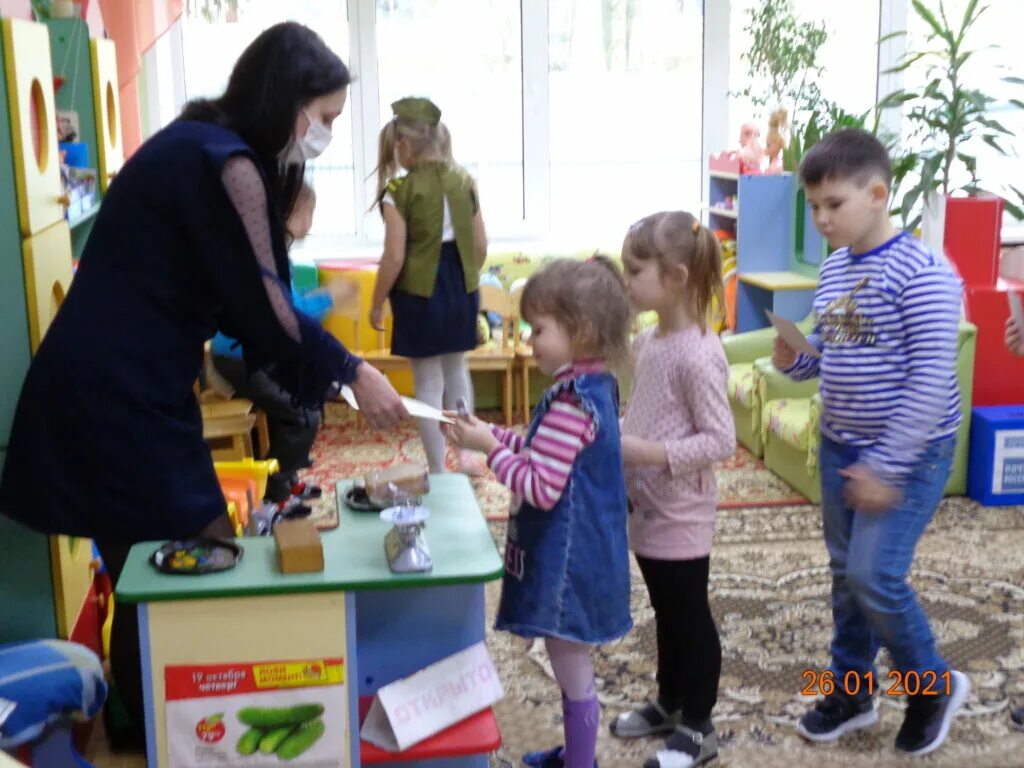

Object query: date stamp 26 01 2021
[801,669,952,698]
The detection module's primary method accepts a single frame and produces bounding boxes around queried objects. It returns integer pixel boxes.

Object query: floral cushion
[728,363,756,409]
[764,397,812,452]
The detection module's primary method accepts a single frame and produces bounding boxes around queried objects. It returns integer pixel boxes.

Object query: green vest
[387,162,479,298]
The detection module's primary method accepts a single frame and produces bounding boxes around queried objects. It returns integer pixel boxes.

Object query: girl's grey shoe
[643,723,718,768]
[609,700,681,738]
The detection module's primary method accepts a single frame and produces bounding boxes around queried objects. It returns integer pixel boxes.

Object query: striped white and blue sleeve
[860,265,962,482]
[782,331,823,381]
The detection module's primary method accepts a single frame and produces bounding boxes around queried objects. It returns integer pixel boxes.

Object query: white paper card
[765,310,820,358]
[1009,291,1023,335]
[359,641,503,753]
[339,386,454,424]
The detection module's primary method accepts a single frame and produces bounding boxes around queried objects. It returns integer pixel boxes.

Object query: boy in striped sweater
[773,129,969,757]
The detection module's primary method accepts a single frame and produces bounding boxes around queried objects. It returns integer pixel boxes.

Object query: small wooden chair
[467,284,517,426]
[196,343,270,460]
[509,282,545,424]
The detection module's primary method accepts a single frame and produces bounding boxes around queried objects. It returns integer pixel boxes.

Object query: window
[902,0,1021,222]
[727,1,881,155]
[375,0,524,231]
[548,0,704,242]
[180,1,356,235]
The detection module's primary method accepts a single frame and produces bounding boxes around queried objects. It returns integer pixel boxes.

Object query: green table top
[116,474,503,604]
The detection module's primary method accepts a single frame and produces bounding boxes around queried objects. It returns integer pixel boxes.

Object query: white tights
[545,636,596,701]
[410,353,474,473]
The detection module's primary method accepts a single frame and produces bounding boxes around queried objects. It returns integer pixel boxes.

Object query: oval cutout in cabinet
[90,38,123,191]
[2,18,64,236]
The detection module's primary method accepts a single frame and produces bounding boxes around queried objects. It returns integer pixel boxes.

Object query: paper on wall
[765,310,820,358]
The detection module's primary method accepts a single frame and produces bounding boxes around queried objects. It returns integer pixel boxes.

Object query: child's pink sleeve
[664,342,736,474]
[487,394,595,510]
[489,424,524,453]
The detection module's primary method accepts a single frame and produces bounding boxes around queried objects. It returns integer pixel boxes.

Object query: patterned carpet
[304,406,1024,767]
[303,406,807,526]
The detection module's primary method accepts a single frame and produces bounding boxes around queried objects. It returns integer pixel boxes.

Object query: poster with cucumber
[165,658,347,767]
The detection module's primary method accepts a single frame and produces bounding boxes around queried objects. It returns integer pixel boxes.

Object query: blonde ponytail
[372,120,399,210]
[691,219,724,332]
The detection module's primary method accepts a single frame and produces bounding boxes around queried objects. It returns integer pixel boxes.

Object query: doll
[739,122,764,172]
[765,109,788,175]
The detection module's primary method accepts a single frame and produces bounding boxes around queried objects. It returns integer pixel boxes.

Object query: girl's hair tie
[692,220,700,234]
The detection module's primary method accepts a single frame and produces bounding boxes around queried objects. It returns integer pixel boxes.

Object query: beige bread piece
[365,462,430,505]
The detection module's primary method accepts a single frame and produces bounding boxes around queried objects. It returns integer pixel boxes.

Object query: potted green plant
[877,0,1024,232]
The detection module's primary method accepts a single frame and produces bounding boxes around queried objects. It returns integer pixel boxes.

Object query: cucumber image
[275,717,325,760]
[259,725,296,754]
[237,703,324,729]
[235,727,263,756]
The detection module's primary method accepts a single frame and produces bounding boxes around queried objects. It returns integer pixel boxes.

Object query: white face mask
[279,109,332,165]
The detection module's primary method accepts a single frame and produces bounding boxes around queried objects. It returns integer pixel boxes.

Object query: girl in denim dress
[445,256,633,768]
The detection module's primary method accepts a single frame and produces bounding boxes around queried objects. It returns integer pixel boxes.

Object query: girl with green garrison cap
[370,97,489,475]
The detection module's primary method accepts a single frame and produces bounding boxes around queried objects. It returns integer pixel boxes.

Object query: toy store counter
[116,474,503,768]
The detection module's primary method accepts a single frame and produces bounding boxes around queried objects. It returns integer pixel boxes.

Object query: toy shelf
[705,159,824,331]
[67,201,100,229]
[46,17,102,260]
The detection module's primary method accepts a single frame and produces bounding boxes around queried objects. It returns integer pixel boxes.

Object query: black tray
[343,485,386,513]
[150,537,243,575]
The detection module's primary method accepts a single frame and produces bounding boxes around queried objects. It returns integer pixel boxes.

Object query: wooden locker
[22,219,73,353]
[90,37,122,192]
[0,17,58,644]
[1,17,63,237]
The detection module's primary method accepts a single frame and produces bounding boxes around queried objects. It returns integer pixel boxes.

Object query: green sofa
[722,315,817,456]
[756,321,977,503]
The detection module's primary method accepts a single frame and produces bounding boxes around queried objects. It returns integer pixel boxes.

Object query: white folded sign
[360,641,503,753]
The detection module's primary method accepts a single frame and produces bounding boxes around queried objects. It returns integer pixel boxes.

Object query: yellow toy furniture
[722,314,817,457]
[213,457,281,502]
[758,321,978,503]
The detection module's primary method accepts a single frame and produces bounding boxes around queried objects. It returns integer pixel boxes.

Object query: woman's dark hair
[180,22,350,220]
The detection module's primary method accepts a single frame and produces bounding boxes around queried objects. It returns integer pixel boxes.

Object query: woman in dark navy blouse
[0,22,406,731]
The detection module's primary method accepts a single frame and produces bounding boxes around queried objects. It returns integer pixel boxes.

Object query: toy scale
[379,488,432,573]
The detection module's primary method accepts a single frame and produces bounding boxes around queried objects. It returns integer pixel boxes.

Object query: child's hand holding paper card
[765,310,820,358]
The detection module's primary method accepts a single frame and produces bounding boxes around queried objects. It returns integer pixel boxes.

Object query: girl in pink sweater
[611,211,735,768]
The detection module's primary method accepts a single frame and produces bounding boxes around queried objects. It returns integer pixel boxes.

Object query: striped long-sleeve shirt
[784,231,962,483]
[486,361,600,510]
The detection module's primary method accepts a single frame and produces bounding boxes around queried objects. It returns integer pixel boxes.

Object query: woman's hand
[1006,315,1023,356]
[772,336,797,370]
[369,303,386,332]
[442,412,499,454]
[349,362,408,429]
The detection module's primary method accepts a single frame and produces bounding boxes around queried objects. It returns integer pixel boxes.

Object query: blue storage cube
[968,404,1024,506]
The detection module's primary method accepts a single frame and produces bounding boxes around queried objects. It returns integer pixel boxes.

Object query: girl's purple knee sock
[562,693,599,768]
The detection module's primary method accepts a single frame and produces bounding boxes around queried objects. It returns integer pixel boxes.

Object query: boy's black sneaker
[895,670,970,756]
[1011,704,1024,731]
[796,688,877,742]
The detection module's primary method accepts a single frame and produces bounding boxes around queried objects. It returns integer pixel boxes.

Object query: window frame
[162,0,895,251]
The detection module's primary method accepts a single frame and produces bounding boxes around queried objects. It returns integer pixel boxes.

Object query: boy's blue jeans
[819,434,955,685]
